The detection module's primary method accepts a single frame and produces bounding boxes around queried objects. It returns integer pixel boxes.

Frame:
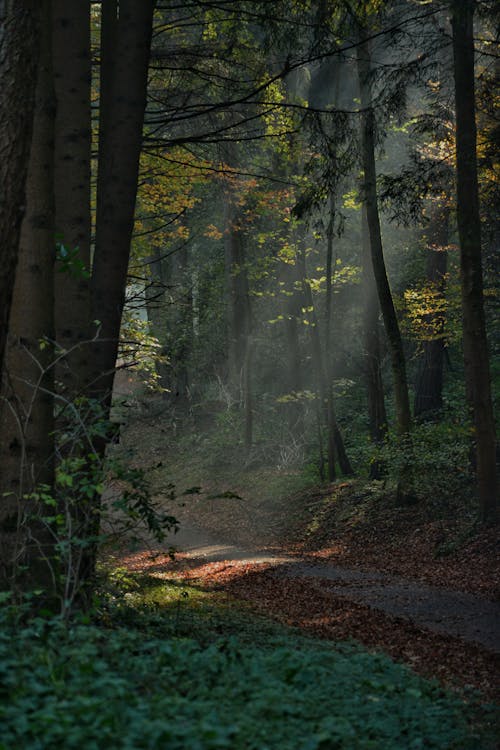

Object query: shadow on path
[139,524,500,653]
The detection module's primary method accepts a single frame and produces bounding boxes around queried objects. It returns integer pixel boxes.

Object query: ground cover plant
[0,579,497,750]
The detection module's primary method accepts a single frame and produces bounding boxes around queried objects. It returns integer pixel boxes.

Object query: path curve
[154,524,500,653]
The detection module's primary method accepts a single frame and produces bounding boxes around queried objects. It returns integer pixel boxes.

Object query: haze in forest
[0,0,497,605]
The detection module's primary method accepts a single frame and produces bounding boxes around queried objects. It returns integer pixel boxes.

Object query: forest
[0,0,498,747]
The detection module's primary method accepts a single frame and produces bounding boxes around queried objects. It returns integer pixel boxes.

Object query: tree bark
[223,180,251,394]
[357,39,411,437]
[0,0,55,588]
[414,204,449,420]
[452,0,498,523]
[169,245,192,402]
[361,205,387,478]
[296,244,353,479]
[282,258,304,433]
[91,0,155,413]
[52,0,92,399]
[0,0,40,374]
[145,246,170,392]
[223,183,253,446]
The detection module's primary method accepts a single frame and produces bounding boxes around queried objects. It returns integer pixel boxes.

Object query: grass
[0,574,497,750]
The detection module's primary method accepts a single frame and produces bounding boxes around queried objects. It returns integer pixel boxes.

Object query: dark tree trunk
[324,197,335,352]
[74,0,155,588]
[0,0,55,589]
[52,0,92,399]
[361,206,387,478]
[296,245,353,479]
[91,0,155,412]
[357,39,411,438]
[452,0,498,523]
[324,200,354,476]
[223,183,251,393]
[280,255,304,433]
[174,246,192,401]
[221,145,253,452]
[145,247,165,333]
[0,0,40,374]
[414,204,449,420]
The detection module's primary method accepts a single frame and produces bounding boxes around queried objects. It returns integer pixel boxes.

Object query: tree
[91,0,156,414]
[451,0,498,523]
[413,202,450,420]
[0,0,55,587]
[52,0,92,398]
[361,205,387,477]
[0,0,40,374]
[356,35,411,439]
[295,241,353,479]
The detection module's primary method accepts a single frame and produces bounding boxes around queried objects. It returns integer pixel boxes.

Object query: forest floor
[111,387,500,704]
[119,520,499,704]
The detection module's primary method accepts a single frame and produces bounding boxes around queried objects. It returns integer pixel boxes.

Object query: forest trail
[122,522,500,653]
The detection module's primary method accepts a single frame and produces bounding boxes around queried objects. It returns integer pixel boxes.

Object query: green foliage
[17,398,178,615]
[55,240,90,279]
[377,421,474,505]
[0,596,494,750]
[119,311,167,392]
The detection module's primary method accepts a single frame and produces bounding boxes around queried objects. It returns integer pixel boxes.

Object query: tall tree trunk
[174,246,192,402]
[357,39,411,438]
[221,146,253,451]
[145,246,169,391]
[324,196,335,352]
[223,181,251,394]
[0,0,40,374]
[452,0,498,523]
[296,244,353,479]
[283,262,304,433]
[414,204,449,420]
[74,0,155,587]
[52,0,92,399]
[361,205,387,478]
[0,0,55,589]
[91,0,155,413]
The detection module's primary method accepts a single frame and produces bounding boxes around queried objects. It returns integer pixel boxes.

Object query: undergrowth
[0,575,497,750]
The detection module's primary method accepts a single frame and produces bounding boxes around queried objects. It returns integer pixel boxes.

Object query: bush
[377,421,474,505]
[0,607,494,749]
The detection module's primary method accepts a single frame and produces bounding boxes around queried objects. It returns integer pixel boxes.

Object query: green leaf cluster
[0,605,492,750]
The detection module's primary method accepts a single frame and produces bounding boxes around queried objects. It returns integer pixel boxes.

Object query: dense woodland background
[0,0,498,608]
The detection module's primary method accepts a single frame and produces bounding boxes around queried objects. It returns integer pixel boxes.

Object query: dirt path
[129,523,500,653]
[275,562,500,652]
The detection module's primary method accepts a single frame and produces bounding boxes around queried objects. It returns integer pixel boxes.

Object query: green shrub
[0,608,494,750]
[377,421,474,504]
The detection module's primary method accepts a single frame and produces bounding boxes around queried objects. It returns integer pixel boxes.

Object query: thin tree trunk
[91,0,155,412]
[52,0,92,399]
[223,181,251,395]
[325,196,335,351]
[323,198,353,476]
[0,1,40,374]
[414,204,449,420]
[361,205,387,478]
[452,0,498,523]
[281,257,304,432]
[296,245,353,479]
[145,246,169,392]
[174,246,192,401]
[0,0,55,589]
[244,337,253,453]
[357,39,411,438]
